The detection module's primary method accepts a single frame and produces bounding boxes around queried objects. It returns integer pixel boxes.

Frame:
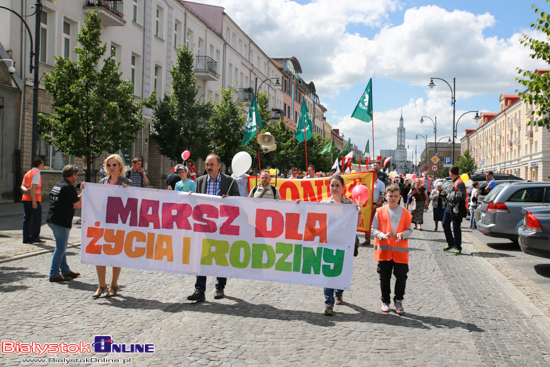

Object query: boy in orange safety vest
[371,184,414,315]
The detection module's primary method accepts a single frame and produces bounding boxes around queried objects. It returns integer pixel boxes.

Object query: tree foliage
[456,149,477,175]
[39,11,144,181]
[517,1,550,129]
[145,45,213,162]
[205,87,246,167]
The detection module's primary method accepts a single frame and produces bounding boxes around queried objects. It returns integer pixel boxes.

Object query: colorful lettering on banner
[81,184,358,290]
[247,172,374,233]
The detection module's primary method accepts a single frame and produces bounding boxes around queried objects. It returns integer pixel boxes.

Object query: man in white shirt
[304,164,316,179]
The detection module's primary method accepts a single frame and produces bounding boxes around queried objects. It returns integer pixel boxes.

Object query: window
[174,20,182,47]
[130,54,141,96]
[154,65,162,96]
[545,189,550,203]
[283,103,287,116]
[228,63,232,85]
[508,187,544,203]
[37,129,74,171]
[155,6,164,38]
[39,11,48,63]
[198,38,204,56]
[187,29,194,48]
[132,0,144,25]
[62,20,71,59]
[110,42,121,64]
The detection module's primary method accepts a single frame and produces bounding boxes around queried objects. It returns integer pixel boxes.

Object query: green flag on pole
[295,99,313,143]
[364,140,370,156]
[339,138,351,155]
[242,94,262,146]
[351,78,373,123]
[318,140,333,154]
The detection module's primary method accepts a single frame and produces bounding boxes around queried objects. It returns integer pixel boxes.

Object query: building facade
[461,92,550,181]
[1,0,338,202]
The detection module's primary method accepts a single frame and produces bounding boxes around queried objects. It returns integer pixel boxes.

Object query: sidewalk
[0,202,82,263]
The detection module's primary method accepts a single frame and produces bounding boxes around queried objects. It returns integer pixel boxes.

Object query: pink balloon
[182,150,191,160]
[351,185,370,204]
[411,174,417,180]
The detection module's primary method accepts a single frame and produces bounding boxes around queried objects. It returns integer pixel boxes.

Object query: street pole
[428,77,456,165]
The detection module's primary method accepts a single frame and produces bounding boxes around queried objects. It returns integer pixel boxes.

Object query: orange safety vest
[374,206,412,264]
[22,169,42,202]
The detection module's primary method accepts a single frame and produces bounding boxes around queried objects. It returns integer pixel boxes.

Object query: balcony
[195,56,219,81]
[84,0,126,26]
[238,88,252,103]
[271,108,284,120]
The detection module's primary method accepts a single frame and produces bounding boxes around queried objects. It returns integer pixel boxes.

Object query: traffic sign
[424,166,429,171]
[431,165,438,172]
[431,155,440,164]
[444,157,452,167]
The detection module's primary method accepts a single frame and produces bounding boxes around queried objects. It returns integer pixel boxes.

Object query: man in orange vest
[371,184,414,314]
[20,158,45,244]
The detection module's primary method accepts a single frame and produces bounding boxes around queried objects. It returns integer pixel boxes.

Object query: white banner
[81,184,357,289]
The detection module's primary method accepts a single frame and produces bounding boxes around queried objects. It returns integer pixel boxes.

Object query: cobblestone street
[1,205,550,366]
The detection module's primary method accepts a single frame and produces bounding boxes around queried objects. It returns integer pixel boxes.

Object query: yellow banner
[248,172,374,233]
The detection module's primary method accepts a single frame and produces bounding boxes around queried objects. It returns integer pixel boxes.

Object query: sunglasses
[106,163,118,167]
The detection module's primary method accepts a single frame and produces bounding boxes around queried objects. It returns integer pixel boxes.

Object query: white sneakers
[381,300,405,314]
[381,302,390,312]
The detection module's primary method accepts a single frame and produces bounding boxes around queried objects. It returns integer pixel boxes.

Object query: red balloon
[182,150,191,160]
[351,185,370,204]
[411,174,417,180]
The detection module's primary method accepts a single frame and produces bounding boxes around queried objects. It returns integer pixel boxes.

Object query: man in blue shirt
[485,171,496,194]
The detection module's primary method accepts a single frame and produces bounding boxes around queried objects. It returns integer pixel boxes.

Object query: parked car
[518,205,550,259]
[476,182,550,243]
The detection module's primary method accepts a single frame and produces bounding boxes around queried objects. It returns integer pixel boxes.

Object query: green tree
[456,149,477,175]
[145,45,213,162]
[205,87,246,167]
[437,167,449,178]
[39,11,144,181]
[517,1,550,129]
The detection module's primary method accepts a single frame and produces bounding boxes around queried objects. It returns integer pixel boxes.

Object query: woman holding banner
[318,175,362,315]
[90,154,130,298]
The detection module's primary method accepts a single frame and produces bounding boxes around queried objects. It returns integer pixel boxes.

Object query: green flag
[364,140,370,156]
[351,78,373,123]
[296,99,313,143]
[242,94,262,146]
[318,141,333,154]
[339,138,351,155]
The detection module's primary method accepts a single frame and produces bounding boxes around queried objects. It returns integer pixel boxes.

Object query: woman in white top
[469,182,480,229]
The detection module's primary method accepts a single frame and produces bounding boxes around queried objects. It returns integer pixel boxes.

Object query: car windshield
[483,184,505,204]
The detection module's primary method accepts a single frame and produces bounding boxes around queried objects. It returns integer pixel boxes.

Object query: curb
[464,234,550,338]
[0,243,81,265]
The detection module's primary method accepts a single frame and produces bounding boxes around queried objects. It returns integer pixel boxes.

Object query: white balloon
[231,151,252,177]
[465,179,473,187]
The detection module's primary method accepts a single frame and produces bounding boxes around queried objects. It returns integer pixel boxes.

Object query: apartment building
[461,91,550,181]
[0,0,295,200]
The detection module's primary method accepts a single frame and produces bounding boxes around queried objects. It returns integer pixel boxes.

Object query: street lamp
[407,144,417,170]
[255,76,280,97]
[428,77,456,164]
[416,134,428,171]
[455,111,481,139]
[0,1,42,166]
[420,115,437,155]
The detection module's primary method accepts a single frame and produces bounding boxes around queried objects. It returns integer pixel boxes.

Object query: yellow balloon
[351,170,356,173]
[269,169,275,175]
[460,173,469,182]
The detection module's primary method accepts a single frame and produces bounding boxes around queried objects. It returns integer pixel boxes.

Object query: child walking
[371,184,414,314]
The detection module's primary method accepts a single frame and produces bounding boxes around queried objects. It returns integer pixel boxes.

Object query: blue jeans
[442,206,462,251]
[23,201,42,242]
[194,276,226,292]
[48,223,72,278]
[469,205,477,228]
[324,288,343,306]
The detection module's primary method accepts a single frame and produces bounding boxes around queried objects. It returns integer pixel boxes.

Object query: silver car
[477,182,550,243]
[518,205,550,259]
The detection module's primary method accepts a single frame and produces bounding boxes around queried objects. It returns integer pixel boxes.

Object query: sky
[196,0,547,163]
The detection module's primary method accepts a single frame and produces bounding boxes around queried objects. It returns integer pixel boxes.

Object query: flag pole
[371,111,375,167]
[304,131,309,171]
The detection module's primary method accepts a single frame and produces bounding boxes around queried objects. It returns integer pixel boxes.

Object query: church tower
[394,111,409,174]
